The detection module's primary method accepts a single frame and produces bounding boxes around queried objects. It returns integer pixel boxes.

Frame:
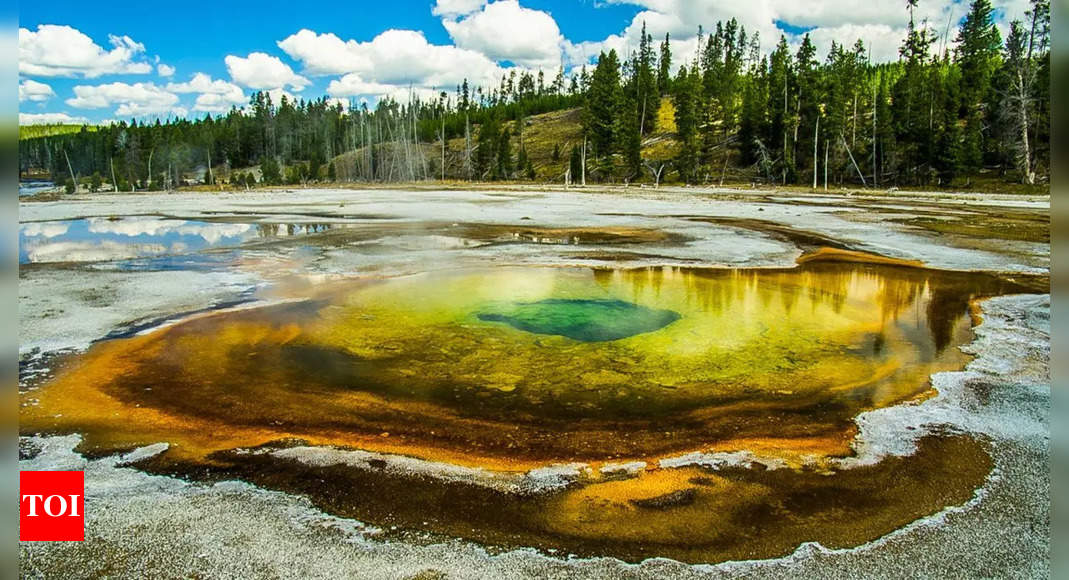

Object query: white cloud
[280,28,504,91]
[326,74,397,97]
[157,63,175,77]
[24,240,170,264]
[326,72,442,103]
[432,0,487,17]
[225,52,309,91]
[19,24,152,77]
[19,112,90,125]
[277,30,368,75]
[19,79,55,102]
[167,73,247,112]
[442,0,563,69]
[21,222,71,238]
[807,23,907,62]
[166,72,233,94]
[193,93,246,113]
[87,217,252,243]
[66,82,185,117]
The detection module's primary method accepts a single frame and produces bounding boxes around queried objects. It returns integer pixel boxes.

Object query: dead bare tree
[643,160,666,187]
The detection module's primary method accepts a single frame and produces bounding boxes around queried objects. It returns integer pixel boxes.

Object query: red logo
[20,471,84,541]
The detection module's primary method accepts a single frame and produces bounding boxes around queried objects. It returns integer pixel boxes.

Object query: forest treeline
[18,0,1049,191]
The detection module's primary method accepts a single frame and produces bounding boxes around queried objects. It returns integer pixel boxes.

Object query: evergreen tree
[767,36,794,182]
[261,156,281,185]
[794,34,820,183]
[15,8,1051,191]
[495,126,513,179]
[517,147,530,179]
[1000,0,1050,183]
[955,0,1003,172]
[935,61,963,183]
[584,50,623,158]
[673,65,701,183]
[657,33,673,95]
[739,57,769,173]
[619,91,643,179]
[893,3,936,182]
[475,118,499,179]
[569,145,582,181]
[636,22,660,134]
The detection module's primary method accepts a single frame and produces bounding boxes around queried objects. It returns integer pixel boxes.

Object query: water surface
[20,260,1045,563]
[18,217,337,265]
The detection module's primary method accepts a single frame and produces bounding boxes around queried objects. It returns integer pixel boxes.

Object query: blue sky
[18,0,643,123]
[18,0,1028,125]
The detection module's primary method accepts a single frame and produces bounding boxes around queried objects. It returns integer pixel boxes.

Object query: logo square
[19,471,85,541]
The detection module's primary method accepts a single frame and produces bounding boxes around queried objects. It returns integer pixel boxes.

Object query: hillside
[331,102,683,185]
[19,124,96,140]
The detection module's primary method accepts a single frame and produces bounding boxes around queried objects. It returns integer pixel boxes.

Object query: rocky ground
[18,186,1050,578]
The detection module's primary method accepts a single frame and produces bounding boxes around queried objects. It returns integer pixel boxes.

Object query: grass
[19,124,97,140]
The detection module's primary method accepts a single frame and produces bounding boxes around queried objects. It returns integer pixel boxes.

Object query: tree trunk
[581,136,587,186]
[842,133,867,187]
[1017,72,1034,185]
[872,84,878,187]
[63,149,77,189]
[147,148,155,189]
[824,140,829,190]
[812,115,819,189]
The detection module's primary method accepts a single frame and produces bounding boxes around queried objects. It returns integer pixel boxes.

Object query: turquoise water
[477,298,681,342]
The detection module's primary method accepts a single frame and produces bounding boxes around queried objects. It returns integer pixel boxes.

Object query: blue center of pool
[477,298,681,342]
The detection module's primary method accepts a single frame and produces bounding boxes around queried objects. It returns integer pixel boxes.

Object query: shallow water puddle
[19,217,337,265]
[21,258,1046,563]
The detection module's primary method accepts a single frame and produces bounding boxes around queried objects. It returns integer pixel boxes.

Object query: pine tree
[768,36,793,182]
[495,126,513,179]
[935,61,963,183]
[261,156,281,185]
[584,50,622,158]
[619,91,642,179]
[1000,0,1049,183]
[475,118,499,179]
[739,57,769,173]
[517,147,530,180]
[893,2,935,183]
[636,22,660,134]
[794,34,820,184]
[673,65,701,183]
[955,0,1003,172]
[569,145,582,181]
[657,33,672,95]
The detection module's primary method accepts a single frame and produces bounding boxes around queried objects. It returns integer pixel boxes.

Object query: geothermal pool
[21,258,1044,563]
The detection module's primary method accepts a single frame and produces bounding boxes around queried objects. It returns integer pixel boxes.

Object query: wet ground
[18,186,1050,578]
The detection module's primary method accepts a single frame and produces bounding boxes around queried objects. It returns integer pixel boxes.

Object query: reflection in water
[21,261,1045,564]
[18,180,55,197]
[18,217,338,265]
[24,262,1042,461]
